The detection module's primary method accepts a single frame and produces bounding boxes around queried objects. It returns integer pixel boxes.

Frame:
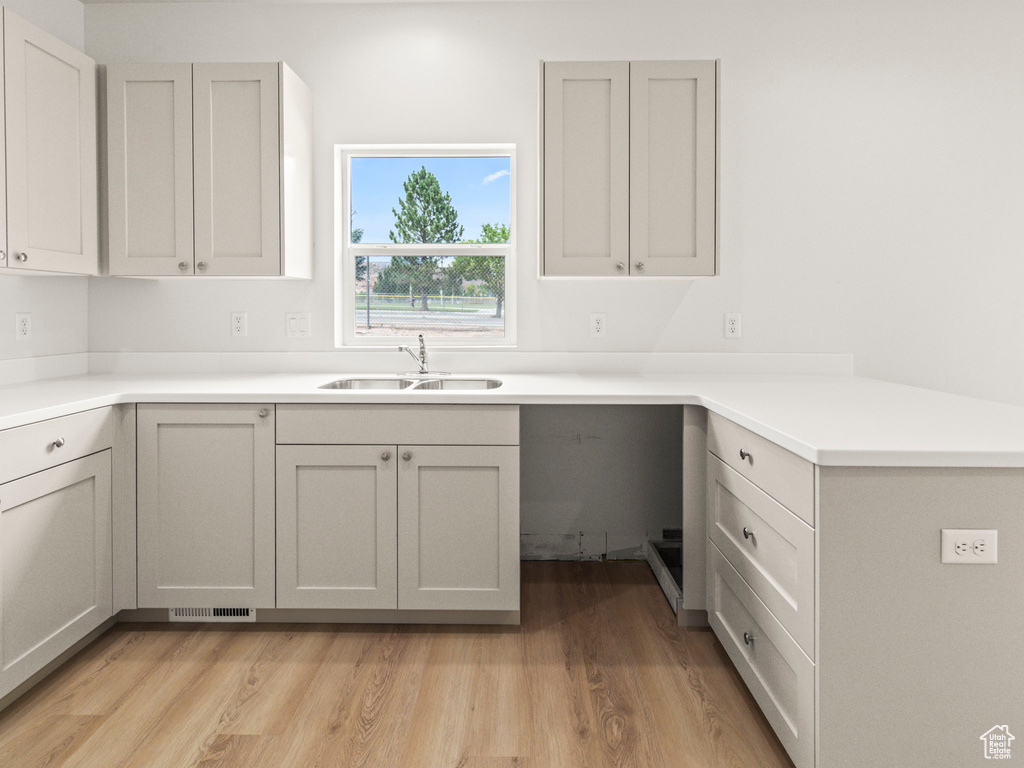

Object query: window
[335,145,515,346]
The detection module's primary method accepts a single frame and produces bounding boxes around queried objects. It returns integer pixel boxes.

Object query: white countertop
[2,371,1024,467]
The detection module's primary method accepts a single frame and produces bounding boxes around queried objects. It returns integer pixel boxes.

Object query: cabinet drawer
[277,405,519,446]
[707,413,814,525]
[708,454,815,657]
[707,543,814,768]
[0,408,113,485]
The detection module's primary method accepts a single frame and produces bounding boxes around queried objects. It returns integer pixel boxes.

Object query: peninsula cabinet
[0,7,98,276]
[705,412,1024,768]
[542,59,716,277]
[136,404,276,609]
[105,62,312,278]
[276,405,520,614]
[0,409,114,700]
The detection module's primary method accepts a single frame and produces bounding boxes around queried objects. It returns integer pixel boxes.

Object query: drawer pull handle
[742,527,753,540]
[258,409,269,418]
[402,452,412,462]
[739,449,751,462]
[381,451,391,462]
[52,438,66,449]
[743,631,755,646]
[15,252,28,263]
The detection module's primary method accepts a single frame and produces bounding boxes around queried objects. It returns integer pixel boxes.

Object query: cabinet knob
[743,631,755,646]
[15,252,28,263]
[634,261,644,271]
[381,451,391,462]
[402,452,412,462]
[197,261,207,271]
[0,250,6,262]
[178,262,188,272]
[53,437,66,449]
[742,527,753,540]
[616,262,625,271]
[258,409,269,418]
[739,449,751,462]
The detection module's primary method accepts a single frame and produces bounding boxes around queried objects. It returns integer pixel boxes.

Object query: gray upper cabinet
[106,62,312,278]
[1,8,98,276]
[543,59,717,278]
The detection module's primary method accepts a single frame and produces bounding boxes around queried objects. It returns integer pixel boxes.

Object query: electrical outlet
[725,313,741,339]
[941,529,998,564]
[590,313,606,338]
[231,312,247,338]
[15,313,31,341]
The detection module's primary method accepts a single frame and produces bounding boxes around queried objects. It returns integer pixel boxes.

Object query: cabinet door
[543,61,629,277]
[193,63,281,277]
[398,446,519,611]
[0,451,112,700]
[277,445,398,610]
[137,404,275,609]
[106,63,194,276]
[2,8,97,275]
[630,61,716,277]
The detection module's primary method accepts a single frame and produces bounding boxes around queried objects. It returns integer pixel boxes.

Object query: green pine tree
[389,168,464,311]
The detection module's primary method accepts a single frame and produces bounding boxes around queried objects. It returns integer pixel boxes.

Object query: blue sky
[350,156,511,243]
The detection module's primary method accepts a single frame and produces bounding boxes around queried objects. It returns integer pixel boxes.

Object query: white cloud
[482,169,510,185]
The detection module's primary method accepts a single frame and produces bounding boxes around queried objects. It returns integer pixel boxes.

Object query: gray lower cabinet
[276,444,399,610]
[136,404,276,609]
[397,444,519,611]
[706,412,815,768]
[0,451,112,699]
[275,405,521,614]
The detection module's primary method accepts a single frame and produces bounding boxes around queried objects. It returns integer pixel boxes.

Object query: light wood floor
[0,562,793,768]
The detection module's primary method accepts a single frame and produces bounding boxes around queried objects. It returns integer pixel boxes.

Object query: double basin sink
[320,377,502,391]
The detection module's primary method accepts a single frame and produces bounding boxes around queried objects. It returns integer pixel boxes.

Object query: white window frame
[334,144,517,347]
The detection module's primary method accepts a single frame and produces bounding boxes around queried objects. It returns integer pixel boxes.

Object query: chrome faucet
[397,335,449,376]
[398,335,429,374]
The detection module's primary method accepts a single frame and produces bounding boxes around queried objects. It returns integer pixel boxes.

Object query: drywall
[0,0,89,372]
[520,405,682,560]
[82,0,1024,406]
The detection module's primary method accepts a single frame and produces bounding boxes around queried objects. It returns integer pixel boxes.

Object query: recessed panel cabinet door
[543,61,630,277]
[630,60,717,277]
[0,452,112,700]
[136,404,276,609]
[192,63,281,276]
[2,8,97,275]
[398,446,519,611]
[106,64,194,276]
[276,445,398,610]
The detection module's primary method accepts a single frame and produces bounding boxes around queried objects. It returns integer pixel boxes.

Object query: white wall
[83,0,1024,405]
[0,0,88,369]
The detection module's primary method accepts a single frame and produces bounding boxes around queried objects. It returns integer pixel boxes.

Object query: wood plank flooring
[0,563,793,767]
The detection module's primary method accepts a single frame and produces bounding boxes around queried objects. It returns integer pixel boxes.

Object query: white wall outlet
[590,313,606,338]
[15,313,31,341]
[231,312,247,338]
[286,312,311,338]
[725,313,741,339]
[941,529,997,564]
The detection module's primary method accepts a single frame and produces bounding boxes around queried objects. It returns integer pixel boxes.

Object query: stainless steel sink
[410,378,502,390]
[319,378,416,390]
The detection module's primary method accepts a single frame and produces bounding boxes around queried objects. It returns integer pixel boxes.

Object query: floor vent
[169,607,255,623]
